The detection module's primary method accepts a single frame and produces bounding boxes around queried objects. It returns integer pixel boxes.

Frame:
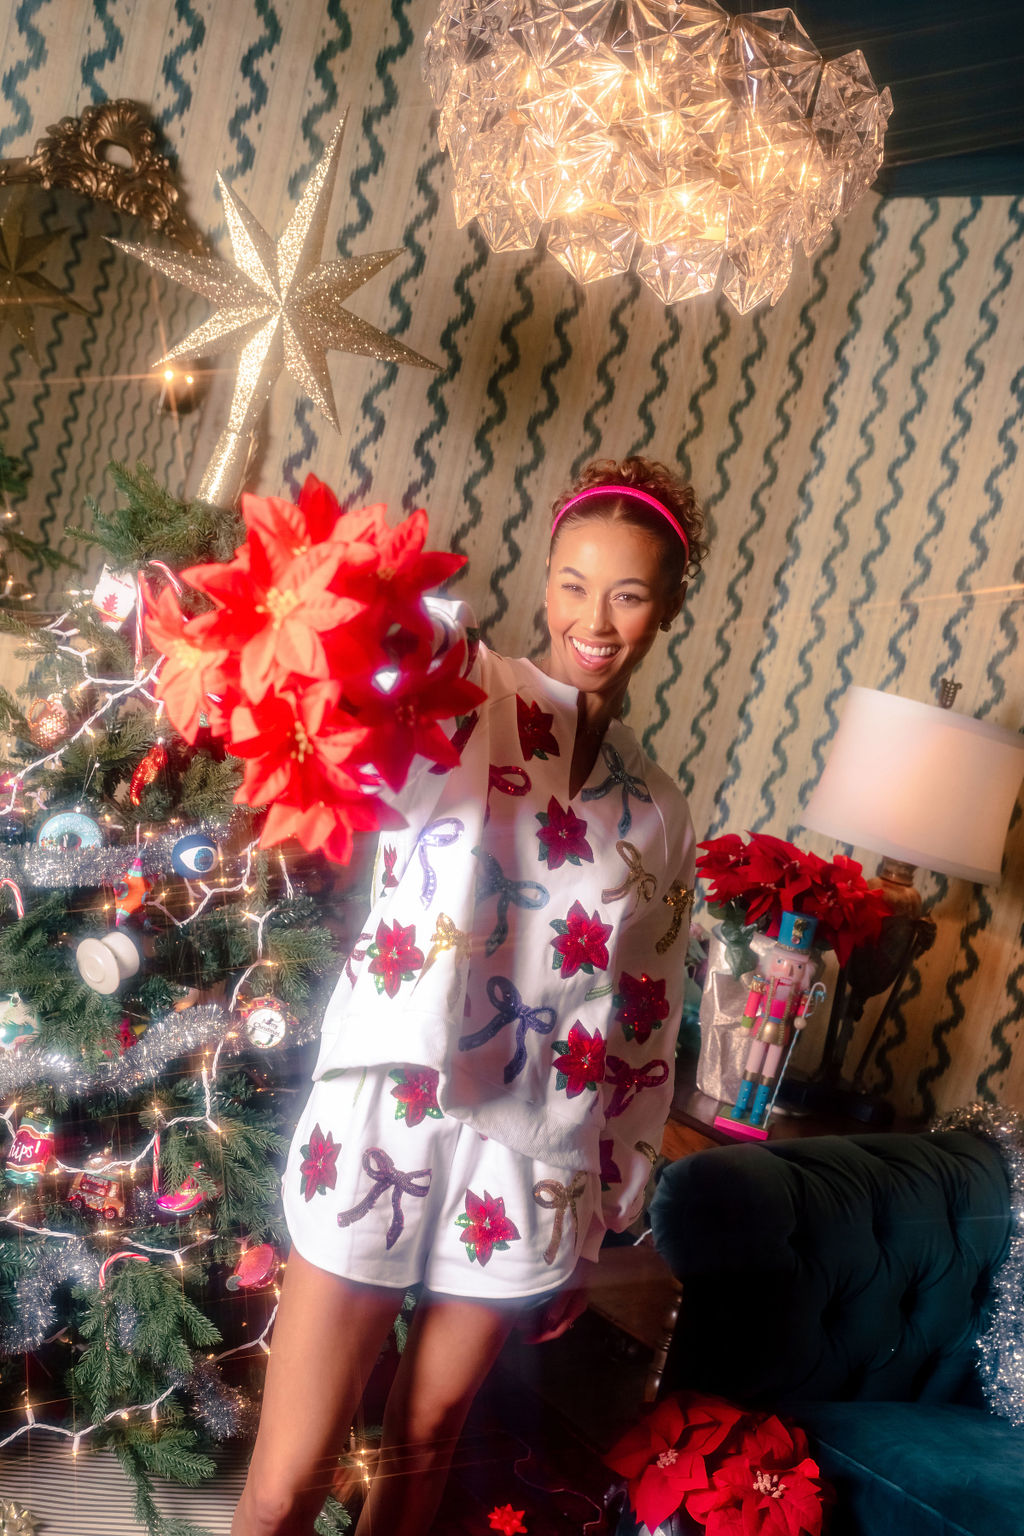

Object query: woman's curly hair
[550,456,708,586]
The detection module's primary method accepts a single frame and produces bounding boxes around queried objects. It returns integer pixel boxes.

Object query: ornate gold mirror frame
[0,98,204,253]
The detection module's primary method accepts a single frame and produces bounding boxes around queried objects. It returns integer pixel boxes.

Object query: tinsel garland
[0,1240,102,1353]
[0,1001,319,1103]
[0,821,228,889]
[932,1101,1024,1426]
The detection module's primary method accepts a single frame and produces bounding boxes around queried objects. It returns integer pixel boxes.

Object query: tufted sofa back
[651,1131,1010,1407]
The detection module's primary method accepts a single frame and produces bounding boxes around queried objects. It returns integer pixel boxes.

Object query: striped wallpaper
[1,0,1022,1120]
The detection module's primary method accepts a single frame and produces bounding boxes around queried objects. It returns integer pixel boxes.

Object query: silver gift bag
[695,927,777,1104]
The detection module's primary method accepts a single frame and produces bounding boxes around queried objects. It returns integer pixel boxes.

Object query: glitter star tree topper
[114,114,438,507]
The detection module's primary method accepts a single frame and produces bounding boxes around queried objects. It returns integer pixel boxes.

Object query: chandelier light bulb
[423,0,892,313]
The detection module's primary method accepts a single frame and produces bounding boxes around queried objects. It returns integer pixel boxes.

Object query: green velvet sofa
[615,1130,1020,1536]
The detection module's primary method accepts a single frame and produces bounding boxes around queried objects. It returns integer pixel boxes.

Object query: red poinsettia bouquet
[605,1391,831,1536]
[142,475,486,863]
[696,832,891,968]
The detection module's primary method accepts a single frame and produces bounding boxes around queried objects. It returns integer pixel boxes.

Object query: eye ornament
[170,833,219,877]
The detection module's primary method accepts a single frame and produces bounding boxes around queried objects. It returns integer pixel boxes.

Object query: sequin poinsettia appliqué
[535,796,593,870]
[614,971,670,1044]
[368,919,424,998]
[389,1066,443,1128]
[550,900,612,977]
[298,1122,341,1202]
[516,695,560,760]
[551,1021,606,1098]
[455,1187,521,1265]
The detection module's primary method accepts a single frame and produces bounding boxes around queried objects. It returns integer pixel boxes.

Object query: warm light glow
[424,0,892,313]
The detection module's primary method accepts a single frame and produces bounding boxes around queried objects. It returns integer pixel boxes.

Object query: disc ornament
[238,994,296,1049]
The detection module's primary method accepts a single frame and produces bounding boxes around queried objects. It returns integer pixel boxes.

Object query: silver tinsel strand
[0,821,228,889]
[0,1240,101,1353]
[175,1356,255,1440]
[0,1000,319,1102]
[933,1101,1024,1426]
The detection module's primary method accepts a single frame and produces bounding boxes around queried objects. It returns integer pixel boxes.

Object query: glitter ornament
[35,810,103,851]
[5,1105,54,1184]
[225,1240,279,1291]
[171,831,218,876]
[156,1163,209,1217]
[25,695,69,749]
[239,994,296,1049]
[933,1102,1024,1427]
[0,994,39,1052]
[113,854,152,924]
[113,116,438,508]
[129,741,168,805]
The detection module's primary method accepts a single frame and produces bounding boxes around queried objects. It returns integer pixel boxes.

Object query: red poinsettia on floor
[141,474,486,863]
[696,831,891,966]
[606,1392,831,1536]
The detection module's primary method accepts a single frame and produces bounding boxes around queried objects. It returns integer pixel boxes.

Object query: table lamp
[791,681,1024,1119]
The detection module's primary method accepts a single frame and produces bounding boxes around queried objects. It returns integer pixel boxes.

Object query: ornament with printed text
[5,1106,54,1185]
[129,741,168,805]
[171,831,218,877]
[0,994,39,1052]
[238,994,296,1049]
[36,809,103,850]
[26,695,69,749]
[66,1151,125,1221]
[225,1240,280,1291]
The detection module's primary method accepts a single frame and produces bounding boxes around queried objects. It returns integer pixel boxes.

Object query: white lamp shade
[801,686,1024,885]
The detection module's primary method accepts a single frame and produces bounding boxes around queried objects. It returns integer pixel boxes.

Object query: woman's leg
[353,1292,521,1536]
[232,1249,404,1536]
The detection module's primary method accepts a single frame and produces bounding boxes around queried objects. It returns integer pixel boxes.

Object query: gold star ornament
[0,190,88,363]
[112,115,438,507]
[0,1499,39,1536]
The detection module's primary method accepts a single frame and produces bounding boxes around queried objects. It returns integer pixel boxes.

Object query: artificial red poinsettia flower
[298,1122,341,1202]
[802,853,891,965]
[488,1506,528,1534]
[455,1187,521,1265]
[614,971,670,1044]
[345,505,466,640]
[228,682,369,810]
[141,578,234,743]
[551,1021,606,1098]
[516,695,560,760]
[368,919,425,998]
[535,796,593,870]
[429,710,480,775]
[348,640,487,791]
[685,1414,827,1536]
[389,1066,443,1128]
[258,791,403,865]
[605,1392,746,1534]
[550,900,612,977]
[599,1138,622,1190]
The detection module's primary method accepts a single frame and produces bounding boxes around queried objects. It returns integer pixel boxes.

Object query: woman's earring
[659,619,672,632]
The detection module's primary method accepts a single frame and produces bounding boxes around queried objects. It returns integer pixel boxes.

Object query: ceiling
[784,0,1024,194]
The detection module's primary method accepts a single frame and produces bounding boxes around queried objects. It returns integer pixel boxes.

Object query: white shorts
[282,1063,600,1300]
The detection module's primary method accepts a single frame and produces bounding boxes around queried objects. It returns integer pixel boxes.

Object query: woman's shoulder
[612,721,693,831]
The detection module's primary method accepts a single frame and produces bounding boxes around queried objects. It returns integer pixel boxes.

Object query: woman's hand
[519,1257,597,1344]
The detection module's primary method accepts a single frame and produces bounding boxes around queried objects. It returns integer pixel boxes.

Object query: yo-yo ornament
[36,810,104,850]
[171,831,218,877]
[239,994,296,1049]
[5,1106,54,1185]
[76,929,142,994]
[0,995,39,1052]
[225,1240,280,1292]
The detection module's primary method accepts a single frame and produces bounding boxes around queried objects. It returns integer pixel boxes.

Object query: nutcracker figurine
[714,911,826,1140]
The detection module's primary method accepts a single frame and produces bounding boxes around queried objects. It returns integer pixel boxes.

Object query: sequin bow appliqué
[415,816,465,908]
[580,742,652,837]
[459,975,557,1083]
[532,1170,588,1264]
[336,1148,432,1250]
[472,846,549,956]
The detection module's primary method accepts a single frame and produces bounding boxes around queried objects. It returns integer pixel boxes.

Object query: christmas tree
[0,459,479,1534]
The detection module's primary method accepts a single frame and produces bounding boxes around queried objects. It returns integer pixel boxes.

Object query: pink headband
[551,484,690,563]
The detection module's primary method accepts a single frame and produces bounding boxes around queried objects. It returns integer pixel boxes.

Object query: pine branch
[70,462,243,569]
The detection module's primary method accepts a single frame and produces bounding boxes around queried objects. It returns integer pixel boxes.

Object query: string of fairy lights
[0,577,305,1453]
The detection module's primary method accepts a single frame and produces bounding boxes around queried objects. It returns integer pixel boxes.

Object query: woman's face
[543,518,683,708]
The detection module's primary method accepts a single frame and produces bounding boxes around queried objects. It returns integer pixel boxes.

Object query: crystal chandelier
[423,1,893,314]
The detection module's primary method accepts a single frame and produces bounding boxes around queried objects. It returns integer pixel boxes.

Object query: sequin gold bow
[532,1171,588,1264]
[655,881,694,954]
[601,840,657,908]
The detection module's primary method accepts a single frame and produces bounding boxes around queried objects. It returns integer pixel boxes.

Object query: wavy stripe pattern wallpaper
[1,0,1022,1120]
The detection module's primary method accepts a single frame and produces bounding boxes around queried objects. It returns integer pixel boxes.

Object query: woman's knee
[232,1468,330,1536]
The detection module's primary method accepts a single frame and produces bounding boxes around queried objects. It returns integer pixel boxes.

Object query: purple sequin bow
[336,1148,432,1250]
